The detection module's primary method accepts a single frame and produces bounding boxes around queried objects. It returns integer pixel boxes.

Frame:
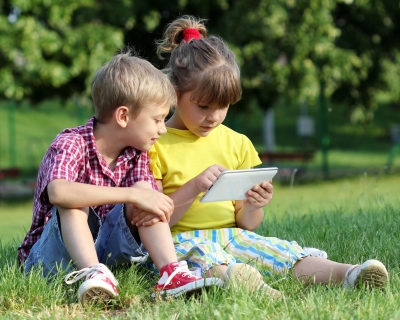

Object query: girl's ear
[114,106,130,128]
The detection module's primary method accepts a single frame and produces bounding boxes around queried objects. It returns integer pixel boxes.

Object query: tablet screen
[200,167,278,202]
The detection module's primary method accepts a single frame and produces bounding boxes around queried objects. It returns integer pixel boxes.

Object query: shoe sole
[354,262,389,289]
[79,280,118,306]
[81,287,117,305]
[153,278,224,298]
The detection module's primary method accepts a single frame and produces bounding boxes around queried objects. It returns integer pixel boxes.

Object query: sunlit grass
[1,193,399,319]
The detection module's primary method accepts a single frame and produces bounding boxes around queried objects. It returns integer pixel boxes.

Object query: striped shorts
[172,228,307,276]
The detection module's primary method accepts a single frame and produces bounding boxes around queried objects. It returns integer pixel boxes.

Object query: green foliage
[0,0,123,102]
[1,0,400,121]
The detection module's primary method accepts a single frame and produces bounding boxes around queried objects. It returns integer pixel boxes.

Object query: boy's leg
[138,222,177,270]
[58,206,98,269]
[25,206,119,305]
[139,222,224,297]
[24,207,74,276]
[58,206,119,305]
[113,204,223,297]
[95,204,148,265]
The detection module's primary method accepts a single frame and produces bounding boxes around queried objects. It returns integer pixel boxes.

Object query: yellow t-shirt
[149,124,262,235]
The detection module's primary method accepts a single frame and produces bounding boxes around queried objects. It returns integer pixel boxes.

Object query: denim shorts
[24,204,148,276]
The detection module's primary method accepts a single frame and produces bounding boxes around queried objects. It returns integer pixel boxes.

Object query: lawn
[1,174,399,319]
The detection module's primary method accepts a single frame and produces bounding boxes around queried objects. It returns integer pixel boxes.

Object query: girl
[135,15,388,298]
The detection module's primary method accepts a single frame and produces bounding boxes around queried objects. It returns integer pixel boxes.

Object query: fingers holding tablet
[245,182,273,206]
[194,164,227,193]
[200,167,278,202]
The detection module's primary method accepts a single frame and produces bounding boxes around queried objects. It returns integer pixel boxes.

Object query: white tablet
[200,167,278,203]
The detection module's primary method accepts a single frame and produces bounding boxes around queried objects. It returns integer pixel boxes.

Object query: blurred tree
[1,0,399,123]
[332,0,400,122]
[217,0,375,119]
[0,0,123,103]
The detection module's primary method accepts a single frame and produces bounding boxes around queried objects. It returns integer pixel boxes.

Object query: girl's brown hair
[156,15,241,108]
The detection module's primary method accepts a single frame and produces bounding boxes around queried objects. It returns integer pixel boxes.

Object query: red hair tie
[182,28,201,42]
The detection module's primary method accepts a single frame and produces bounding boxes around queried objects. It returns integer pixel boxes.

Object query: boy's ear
[114,106,130,128]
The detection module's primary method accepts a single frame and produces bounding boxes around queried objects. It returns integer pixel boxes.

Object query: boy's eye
[199,105,208,110]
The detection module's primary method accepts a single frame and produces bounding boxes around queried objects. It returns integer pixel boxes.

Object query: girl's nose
[206,110,220,123]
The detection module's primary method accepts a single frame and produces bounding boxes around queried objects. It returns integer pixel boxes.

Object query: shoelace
[162,263,198,291]
[64,263,118,286]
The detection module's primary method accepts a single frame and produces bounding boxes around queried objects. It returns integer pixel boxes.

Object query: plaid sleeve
[134,151,158,191]
[36,134,85,197]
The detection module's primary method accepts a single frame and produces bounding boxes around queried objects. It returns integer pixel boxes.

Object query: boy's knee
[57,206,90,216]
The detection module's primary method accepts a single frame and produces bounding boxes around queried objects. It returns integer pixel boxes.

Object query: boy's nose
[159,122,167,135]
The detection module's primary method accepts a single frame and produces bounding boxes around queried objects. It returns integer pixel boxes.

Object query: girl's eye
[155,119,163,123]
[199,105,208,110]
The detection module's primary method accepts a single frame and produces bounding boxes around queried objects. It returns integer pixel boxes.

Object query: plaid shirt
[18,117,157,263]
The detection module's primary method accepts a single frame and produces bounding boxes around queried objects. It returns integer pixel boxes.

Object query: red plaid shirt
[18,117,157,263]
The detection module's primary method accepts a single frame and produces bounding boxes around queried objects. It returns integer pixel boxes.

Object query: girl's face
[168,90,229,137]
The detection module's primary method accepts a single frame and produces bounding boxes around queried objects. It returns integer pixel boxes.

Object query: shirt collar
[87,116,141,163]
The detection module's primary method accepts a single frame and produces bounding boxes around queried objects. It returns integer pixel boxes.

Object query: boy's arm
[132,164,226,227]
[47,179,173,222]
[234,181,273,231]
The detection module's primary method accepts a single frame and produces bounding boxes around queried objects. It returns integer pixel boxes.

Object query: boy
[18,50,222,306]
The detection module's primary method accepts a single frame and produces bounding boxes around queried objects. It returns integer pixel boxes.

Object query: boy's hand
[243,180,273,211]
[131,209,161,227]
[133,188,174,222]
[194,164,226,193]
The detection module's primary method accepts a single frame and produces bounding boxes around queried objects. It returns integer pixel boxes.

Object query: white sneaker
[65,263,119,305]
[343,259,389,289]
[303,247,328,259]
[225,263,283,300]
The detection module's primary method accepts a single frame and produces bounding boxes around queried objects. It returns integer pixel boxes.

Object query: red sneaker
[154,261,223,297]
[65,263,119,305]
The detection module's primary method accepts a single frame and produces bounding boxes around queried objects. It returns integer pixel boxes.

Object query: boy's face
[125,102,170,151]
[172,90,229,137]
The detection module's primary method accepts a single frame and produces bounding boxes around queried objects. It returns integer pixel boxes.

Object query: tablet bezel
[199,167,278,203]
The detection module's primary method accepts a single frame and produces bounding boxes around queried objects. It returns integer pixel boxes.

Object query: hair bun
[182,28,201,42]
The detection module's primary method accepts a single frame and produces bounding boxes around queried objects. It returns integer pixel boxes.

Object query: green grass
[1,174,399,318]
[1,99,400,175]
[0,100,93,172]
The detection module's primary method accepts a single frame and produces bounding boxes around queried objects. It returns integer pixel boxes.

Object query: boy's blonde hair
[156,15,241,108]
[92,49,176,122]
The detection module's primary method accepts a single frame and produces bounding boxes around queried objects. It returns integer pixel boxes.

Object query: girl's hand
[193,164,226,193]
[243,181,273,210]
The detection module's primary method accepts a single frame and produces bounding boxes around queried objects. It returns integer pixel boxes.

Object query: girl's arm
[234,181,273,231]
[157,179,200,227]
[157,164,226,227]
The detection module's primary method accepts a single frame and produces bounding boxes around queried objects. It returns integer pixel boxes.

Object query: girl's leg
[292,257,351,285]
[223,229,306,276]
[173,229,282,299]
[293,257,389,288]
